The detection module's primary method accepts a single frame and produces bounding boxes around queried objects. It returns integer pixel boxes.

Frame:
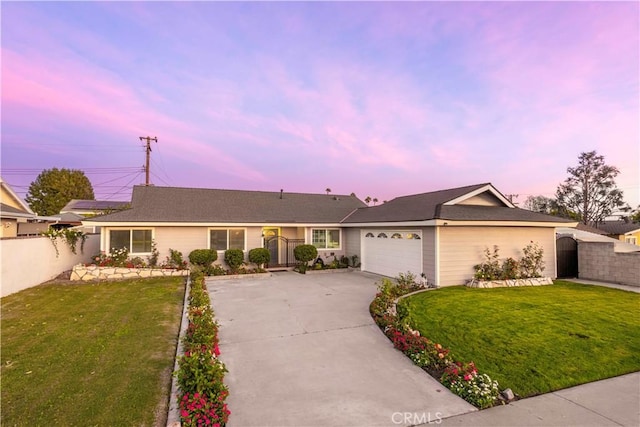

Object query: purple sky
[2,2,639,207]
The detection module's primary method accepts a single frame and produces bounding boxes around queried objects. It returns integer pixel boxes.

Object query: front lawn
[401,281,640,397]
[1,277,185,426]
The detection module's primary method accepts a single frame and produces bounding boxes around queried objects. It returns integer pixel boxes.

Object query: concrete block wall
[578,242,640,287]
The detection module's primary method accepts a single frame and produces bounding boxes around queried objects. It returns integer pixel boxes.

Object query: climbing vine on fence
[41,229,87,257]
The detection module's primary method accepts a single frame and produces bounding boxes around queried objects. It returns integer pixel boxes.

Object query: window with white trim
[109,229,153,253]
[209,228,246,251]
[312,229,340,249]
[625,236,637,245]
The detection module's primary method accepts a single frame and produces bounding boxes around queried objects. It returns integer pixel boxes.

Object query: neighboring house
[594,220,640,246]
[61,199,130,217]
[0,177,57,237]
[83,183,576,287]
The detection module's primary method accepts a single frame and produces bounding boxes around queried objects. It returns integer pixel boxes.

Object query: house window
[377,233,387,238]
[109,229,152,253]
[312,229,340,249]
[365,232,374,238]
[407,233,421,240]
[625,236,637,245]
[391,233,402,239]
[209,228,246,251]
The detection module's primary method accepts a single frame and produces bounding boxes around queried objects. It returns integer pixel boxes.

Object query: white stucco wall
[0,234,100,297]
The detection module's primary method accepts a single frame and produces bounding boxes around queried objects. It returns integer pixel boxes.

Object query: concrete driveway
[207,271,475,427]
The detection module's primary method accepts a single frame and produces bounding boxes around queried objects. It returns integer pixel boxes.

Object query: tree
[523,195,555,214]
[555,151,625,225]
[364,196,372,205]
[325,188,331,195]
[26,168,95,216]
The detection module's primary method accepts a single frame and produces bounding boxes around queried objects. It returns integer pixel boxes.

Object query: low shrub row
[370,273,500,409]
[175,271,230,426]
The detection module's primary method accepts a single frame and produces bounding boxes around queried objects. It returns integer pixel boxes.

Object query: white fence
[0,234,100,297]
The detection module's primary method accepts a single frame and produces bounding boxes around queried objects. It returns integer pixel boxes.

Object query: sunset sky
[2,2,638,208]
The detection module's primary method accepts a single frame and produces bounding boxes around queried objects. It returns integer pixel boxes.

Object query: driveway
[206,271,475,427]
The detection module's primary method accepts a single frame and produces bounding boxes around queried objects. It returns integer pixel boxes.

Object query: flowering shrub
[474,242,546,280]
[179,392,230,427]
[176,271,230,426]
[92,248,130,267]
[163,248,189,270]
[387,327,451,371]
[520,241,545,278]
[369,273,501,409]
[441,362,500,409]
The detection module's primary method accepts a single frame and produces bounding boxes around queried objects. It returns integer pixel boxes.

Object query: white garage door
[362,230,423,278]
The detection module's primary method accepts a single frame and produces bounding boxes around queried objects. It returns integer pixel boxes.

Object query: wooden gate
[556,236,578,278]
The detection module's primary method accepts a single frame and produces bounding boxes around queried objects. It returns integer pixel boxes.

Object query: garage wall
[343,228,361,260]
[421,227,436,286]
[438,226,556,287]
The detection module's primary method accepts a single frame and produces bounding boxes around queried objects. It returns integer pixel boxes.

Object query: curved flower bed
[175,271,230,426]
[369,274,501,409]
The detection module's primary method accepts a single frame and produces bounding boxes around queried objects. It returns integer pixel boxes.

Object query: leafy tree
[26,168,95,216]
[523,195,555,214]
[555,151,625,225]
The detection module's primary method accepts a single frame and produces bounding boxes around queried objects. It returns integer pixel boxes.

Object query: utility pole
[139,136,157,186]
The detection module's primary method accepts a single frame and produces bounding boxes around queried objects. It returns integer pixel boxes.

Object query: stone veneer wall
[578,241,640,287]
[466,277,553,288]
[71,265,189,281]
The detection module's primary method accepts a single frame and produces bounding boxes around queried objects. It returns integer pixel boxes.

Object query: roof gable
[443,183,513,207]
[0,177,34,214]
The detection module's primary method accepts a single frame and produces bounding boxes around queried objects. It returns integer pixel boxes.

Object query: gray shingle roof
[343,183,573,224]
[438,205,573,222]
[594,221,640,235]
[89,186,366,224]
[1,203,29,215]
[62,199,130,212]
[342,183,490,223]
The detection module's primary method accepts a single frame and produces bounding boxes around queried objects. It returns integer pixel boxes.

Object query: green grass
[1,277,185,426]
[402,280,640,397]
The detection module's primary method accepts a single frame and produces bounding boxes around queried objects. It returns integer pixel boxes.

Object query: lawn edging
[370,275,502,410]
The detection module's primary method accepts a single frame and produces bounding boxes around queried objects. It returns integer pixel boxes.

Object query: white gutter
[82,221,346,228]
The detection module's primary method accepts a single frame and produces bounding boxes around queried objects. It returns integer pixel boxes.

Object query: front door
[263,228,279,266]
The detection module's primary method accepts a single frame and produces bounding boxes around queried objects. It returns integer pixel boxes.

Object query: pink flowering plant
[179,391,230,427]
[176,270,230,426]
[441,362,500,409]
